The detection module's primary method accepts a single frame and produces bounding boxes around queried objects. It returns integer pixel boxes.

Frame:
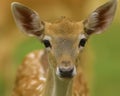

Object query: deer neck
[43,66,73,96]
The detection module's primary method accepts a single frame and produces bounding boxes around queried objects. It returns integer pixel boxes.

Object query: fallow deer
[11,0,117,96]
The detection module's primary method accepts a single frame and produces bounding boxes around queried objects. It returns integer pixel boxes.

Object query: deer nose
[59,67,74,78]
[57,61,76,78]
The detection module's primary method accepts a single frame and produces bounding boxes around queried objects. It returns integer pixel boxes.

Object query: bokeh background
[0,0,120,96]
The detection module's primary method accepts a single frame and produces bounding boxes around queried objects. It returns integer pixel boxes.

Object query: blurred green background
[0,0,120,96]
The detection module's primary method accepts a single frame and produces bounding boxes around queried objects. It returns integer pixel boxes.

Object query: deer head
[11,0,117,79]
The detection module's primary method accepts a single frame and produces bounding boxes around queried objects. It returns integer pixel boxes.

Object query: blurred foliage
[90,23,120,96]
[0,0,120,96]
[13,38,44,65]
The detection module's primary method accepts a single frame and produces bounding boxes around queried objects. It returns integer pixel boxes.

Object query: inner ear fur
[11,2,45,38]
[83,0,117,35]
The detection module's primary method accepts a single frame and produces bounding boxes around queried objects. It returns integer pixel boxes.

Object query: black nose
[59,67,74,78]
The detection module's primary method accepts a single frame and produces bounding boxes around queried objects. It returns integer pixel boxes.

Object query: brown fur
[45,17,84,37]
[11,1,117,96]
[12,50,89,96]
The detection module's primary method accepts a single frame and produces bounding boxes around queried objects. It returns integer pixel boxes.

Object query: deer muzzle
[56,60,76,78]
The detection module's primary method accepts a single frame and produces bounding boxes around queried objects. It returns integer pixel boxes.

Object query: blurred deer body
[12,49,89,96]
[12,50,47,96]
[11,0,117,96]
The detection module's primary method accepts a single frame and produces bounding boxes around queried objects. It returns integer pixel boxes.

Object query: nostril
[59,67,74,78]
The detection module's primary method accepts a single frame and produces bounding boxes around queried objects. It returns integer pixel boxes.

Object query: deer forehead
[53,38,77,52]
[45,18,84,37]
[51,39,78,62]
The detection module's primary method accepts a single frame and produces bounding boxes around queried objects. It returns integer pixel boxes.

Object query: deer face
[43,19,87,78]
[11,0,117,78]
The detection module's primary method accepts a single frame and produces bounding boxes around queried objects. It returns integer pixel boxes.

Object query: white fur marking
[39,77,46,81]
[56,67,60,76]
[36,85,43,90]
[79,34,86,40]
[28,53,35,59]
[72,66,77,76]
[43,35,52,41]
[30,80,37,85]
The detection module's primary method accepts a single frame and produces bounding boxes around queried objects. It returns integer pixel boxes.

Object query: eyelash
[78,38,87,48]
[42,40,52,48]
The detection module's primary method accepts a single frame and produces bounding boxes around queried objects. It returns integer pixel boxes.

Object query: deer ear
[83,0,117,35]
[11,2,44,37]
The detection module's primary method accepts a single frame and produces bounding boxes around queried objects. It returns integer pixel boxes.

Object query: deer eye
[79,38,87,47]
[42,40,52,48]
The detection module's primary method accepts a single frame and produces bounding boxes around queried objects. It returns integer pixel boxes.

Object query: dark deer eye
[79,38,87,47]
[42,40,51,48]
